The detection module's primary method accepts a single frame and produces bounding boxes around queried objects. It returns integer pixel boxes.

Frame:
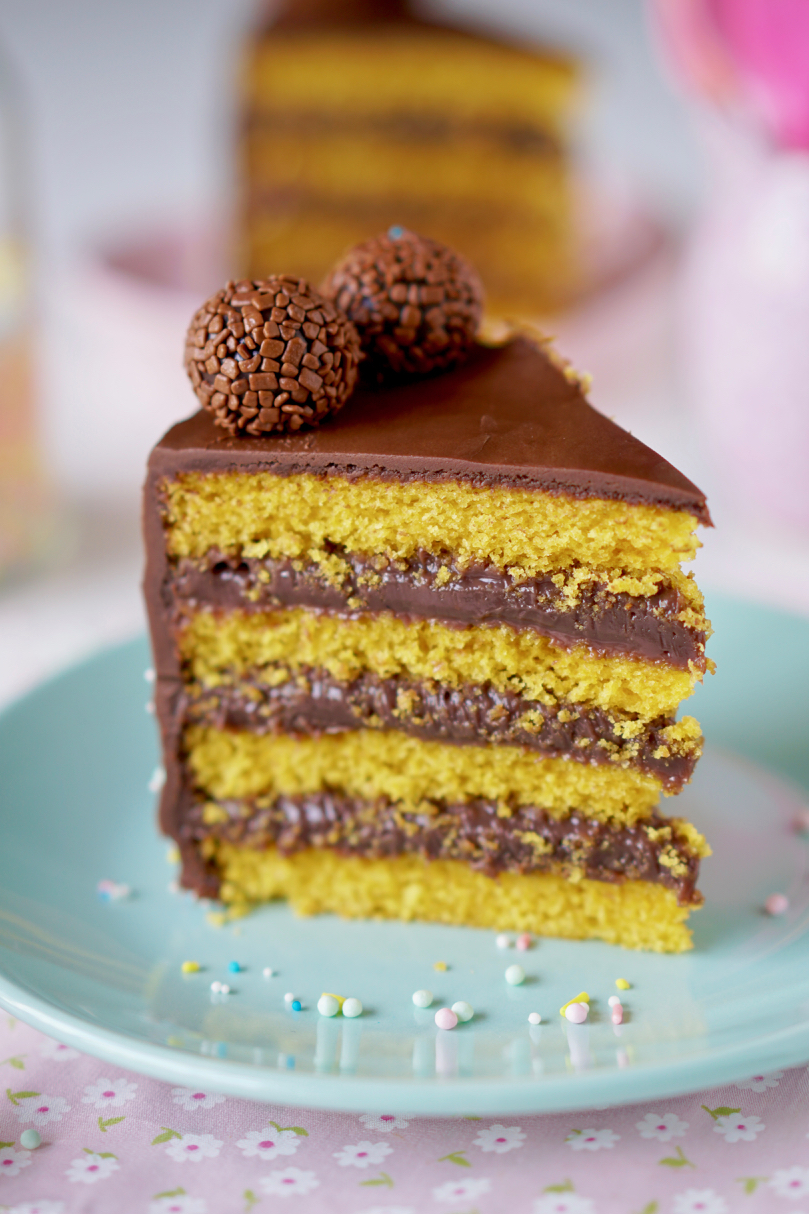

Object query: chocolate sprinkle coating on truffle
[184,276,361,435]
[321,229,484,382]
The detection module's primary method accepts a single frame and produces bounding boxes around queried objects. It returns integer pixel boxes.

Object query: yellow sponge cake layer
[185,726,664,823]
[208,842,697,953]
[164,471,703,591]
[180,607,700,721]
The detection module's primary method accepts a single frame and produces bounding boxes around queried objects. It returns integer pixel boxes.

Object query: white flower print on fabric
[170,1087,226,1112]
[11,1094,70,1126]
[358,1113,409,1133]
[81,1076,137,1110]
[65,1153,120,1184]
[148,1196,208,1214]
[473,1124,526,1153]
[8,1203,66,1214]
[636,1112,689,1141]
[770,1166,809,1199]
[712,1113,765,1143]
[433,1178,491,1203]
[38,1039,78,1063]
[672,1190,727,1214]
[355,1208,415,1214]
[735,1070,783,1091]
[533,1195,595,1214]
[0,1146,32,1178]
[259,1167,320,1197]
[164,1133,223,1163]
[565,1127,620,1151]
[237,1126,301,1160]
[334,1140,393,1168]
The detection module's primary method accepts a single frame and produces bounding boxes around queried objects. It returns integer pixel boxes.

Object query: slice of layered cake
[239,0,579,315]
[144,233,712,952]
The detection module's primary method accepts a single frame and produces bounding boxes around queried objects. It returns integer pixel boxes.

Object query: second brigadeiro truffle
[321,228,484,382]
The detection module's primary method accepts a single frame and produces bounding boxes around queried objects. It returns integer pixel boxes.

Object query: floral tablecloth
[2,1018,809,1213]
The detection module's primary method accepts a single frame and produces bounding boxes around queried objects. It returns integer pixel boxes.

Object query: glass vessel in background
[0,41,51,579]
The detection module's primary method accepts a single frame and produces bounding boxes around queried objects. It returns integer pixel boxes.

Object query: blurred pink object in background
[654,0,809,530]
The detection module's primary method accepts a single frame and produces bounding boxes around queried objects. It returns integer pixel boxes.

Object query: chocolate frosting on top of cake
[150,337,711,522]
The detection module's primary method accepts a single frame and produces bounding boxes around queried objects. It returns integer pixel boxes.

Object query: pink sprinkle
[435,1007,458,1030]
[765,893,789,915]
[564,1002,588,1024]
[612,1006,623,1025]
[515,933,532,951]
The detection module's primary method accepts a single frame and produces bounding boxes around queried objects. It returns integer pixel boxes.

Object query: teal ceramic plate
[1,594,808,1115]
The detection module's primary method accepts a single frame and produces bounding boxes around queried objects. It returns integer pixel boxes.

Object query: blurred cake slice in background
[238,0,580,315]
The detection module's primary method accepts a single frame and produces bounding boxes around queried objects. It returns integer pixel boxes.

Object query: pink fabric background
[2,1018,809,1213]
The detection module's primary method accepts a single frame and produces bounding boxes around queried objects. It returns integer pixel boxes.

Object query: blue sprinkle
[291,999,302,1012]
[228,960,241,973]
[286,1054,296,1069]
[388,225,405,239]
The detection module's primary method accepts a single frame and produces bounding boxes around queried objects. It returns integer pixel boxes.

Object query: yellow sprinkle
[166,844,181,864]
[181,960,200,974]
[433,961,448,972]
[615,978,631,990]
[322,992,345,1008]
[559,991,590,1015]
[206,911,226,928]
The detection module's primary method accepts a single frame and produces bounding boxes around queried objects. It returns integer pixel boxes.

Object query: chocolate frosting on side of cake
[168,550,707,669]
[179,791,703,906]
[176,670,697,789]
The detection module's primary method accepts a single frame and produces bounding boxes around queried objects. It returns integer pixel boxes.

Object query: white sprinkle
[284,992,295,1003]
[317,994,340,1017]
[496,933,513,950]
[765,892,789,916]
[342,997,362,1018]
[412,989,433,1008]
[528,1012,542,1025]
[148,765,166,794]
[505,964,525,986]
[263,967,275,979]
[565,1001,588,1024]
[451,1000,474,1022]
[220,983,231,995]
[210,981,222,993]
[145,700,155,714]
[608,994,622,1007]
[144,667,155,683]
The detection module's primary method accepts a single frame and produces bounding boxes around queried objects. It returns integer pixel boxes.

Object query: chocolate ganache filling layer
[167,549,707,669]
[182,793,703,906]
[174,669,698,788]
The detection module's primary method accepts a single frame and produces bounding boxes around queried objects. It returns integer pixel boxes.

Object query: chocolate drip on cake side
[175,669,698,789]
[168,549,707,670]
[178,790,703,906]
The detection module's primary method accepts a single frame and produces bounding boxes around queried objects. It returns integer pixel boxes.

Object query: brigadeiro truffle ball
[320,228,484,382]
[184,276,361,435]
